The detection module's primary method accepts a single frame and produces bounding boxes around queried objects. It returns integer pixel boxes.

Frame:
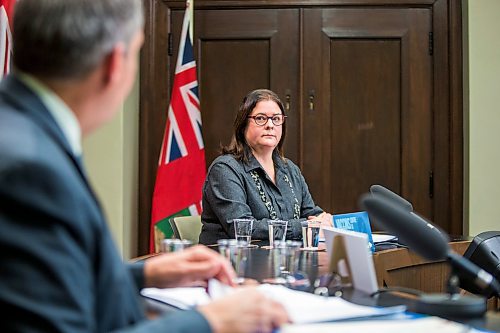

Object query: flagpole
[150,0,205,253]
[188,0,193,43]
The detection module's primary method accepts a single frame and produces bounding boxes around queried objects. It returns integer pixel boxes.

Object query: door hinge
[168,32,173,56]
[429,171,434,198]
[428,32,434,55]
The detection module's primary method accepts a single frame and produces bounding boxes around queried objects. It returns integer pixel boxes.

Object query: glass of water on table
[233,218,254,245]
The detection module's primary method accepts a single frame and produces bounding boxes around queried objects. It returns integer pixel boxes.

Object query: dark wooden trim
[138,0,172,255]
[164,0,437,8]
[432,0,451,231]
[138,0,152,256]
[448,0,463,235]
[431,0,463,235]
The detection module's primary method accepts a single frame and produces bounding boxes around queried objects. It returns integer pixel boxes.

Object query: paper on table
[258,284,405,324]
[280,316,481,333]
[372,234,397,243]
[141,287,210,310]
[142,280,405,324]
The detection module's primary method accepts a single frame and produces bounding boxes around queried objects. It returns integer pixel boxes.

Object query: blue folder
[332,211,375,252]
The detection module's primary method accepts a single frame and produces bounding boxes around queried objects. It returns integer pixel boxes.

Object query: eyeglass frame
[247,113,287,126]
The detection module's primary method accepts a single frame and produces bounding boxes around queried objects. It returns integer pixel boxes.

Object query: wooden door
[189,9,300,166]
[302,7,434,222]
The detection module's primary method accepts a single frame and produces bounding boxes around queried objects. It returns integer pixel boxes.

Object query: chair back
[169,215,202,244]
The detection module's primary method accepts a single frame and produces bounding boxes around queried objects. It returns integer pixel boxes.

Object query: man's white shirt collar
[18,72,82,157]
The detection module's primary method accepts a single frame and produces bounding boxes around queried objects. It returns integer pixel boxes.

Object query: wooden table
[136,240,500,331]
[371,240,471,293]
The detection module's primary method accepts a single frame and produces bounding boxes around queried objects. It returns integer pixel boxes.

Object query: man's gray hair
[12,0,144,80]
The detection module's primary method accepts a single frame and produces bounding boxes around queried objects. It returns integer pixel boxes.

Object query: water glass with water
[268,219,288,247]
[274,240,302,274]
[233,218,253,245]
[302,222,321,250]
[161,239,193,253]
[217,239,249,283]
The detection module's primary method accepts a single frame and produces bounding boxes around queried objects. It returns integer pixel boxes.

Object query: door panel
[303,8,433,220]
[200,40,270,165]
[330,39,402,214]
[191,9,300,166]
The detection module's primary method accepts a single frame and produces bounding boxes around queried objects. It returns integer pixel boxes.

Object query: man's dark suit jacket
[0,75,211,332]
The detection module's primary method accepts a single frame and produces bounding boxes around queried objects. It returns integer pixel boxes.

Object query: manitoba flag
[0,0,15,79]
[150,0,205,252]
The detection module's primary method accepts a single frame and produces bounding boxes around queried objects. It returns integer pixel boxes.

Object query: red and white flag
[150,0,206,252]
[0,0,14,79]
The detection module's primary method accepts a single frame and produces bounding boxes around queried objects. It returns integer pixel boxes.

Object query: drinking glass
[233,218,253,245]
[275,240,302,274]
[302,222,321,250]
[161,239,193,253]
[217,239,249,284]
[267,220,288,247]
[264,240,308,288]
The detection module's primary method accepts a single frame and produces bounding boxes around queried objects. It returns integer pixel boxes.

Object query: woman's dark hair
[221,89,287,162]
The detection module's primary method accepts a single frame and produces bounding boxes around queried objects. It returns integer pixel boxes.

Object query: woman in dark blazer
[200,89,332,245]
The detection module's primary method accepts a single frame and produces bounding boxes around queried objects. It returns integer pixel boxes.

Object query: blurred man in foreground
[0,1,289,332]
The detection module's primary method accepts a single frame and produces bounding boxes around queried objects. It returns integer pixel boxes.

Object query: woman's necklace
[250,169,300,220]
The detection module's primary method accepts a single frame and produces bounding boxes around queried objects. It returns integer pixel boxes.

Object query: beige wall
[466,0,500,236]
[82,73,139,259]
[83,0,500,258]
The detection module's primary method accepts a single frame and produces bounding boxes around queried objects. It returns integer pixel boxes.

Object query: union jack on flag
[0,0,15,79]
[150,0,206,252]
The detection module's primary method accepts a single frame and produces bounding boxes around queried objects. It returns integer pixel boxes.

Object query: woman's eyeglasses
[247,113,287,126]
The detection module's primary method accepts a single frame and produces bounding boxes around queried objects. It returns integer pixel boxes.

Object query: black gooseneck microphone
[369,184,448,251]
[363,193,449,260]
[367,185,500,298]
[361,194,500,317]
[369,185,414,212]
[362,194,500,297]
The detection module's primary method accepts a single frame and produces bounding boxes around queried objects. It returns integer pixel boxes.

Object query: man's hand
[198,288,290,333]
[143,245,236,288]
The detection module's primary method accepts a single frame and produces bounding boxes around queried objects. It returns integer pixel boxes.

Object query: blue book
[332,211,375,252]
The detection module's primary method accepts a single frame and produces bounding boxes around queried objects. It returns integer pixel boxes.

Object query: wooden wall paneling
[302,8,330,212]
[403,8,433,220]
[432,0,451,233]
[194,9,300,166]
[139,0,174,255]
[448,0,464,236]
[139,0,463,254]
[305,7,433,218]
[330,38,402,214]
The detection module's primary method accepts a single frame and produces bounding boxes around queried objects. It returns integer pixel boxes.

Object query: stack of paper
[372,234,397,243]
[142,280,405,324]
[281,316,481,333]
[141,287,210,310]
[258,284,405,324]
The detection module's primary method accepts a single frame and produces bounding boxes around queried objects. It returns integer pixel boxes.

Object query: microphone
[361,194,449,260]
[361,194,500,298]
[369,184,448,251]
[369,185,413,212]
